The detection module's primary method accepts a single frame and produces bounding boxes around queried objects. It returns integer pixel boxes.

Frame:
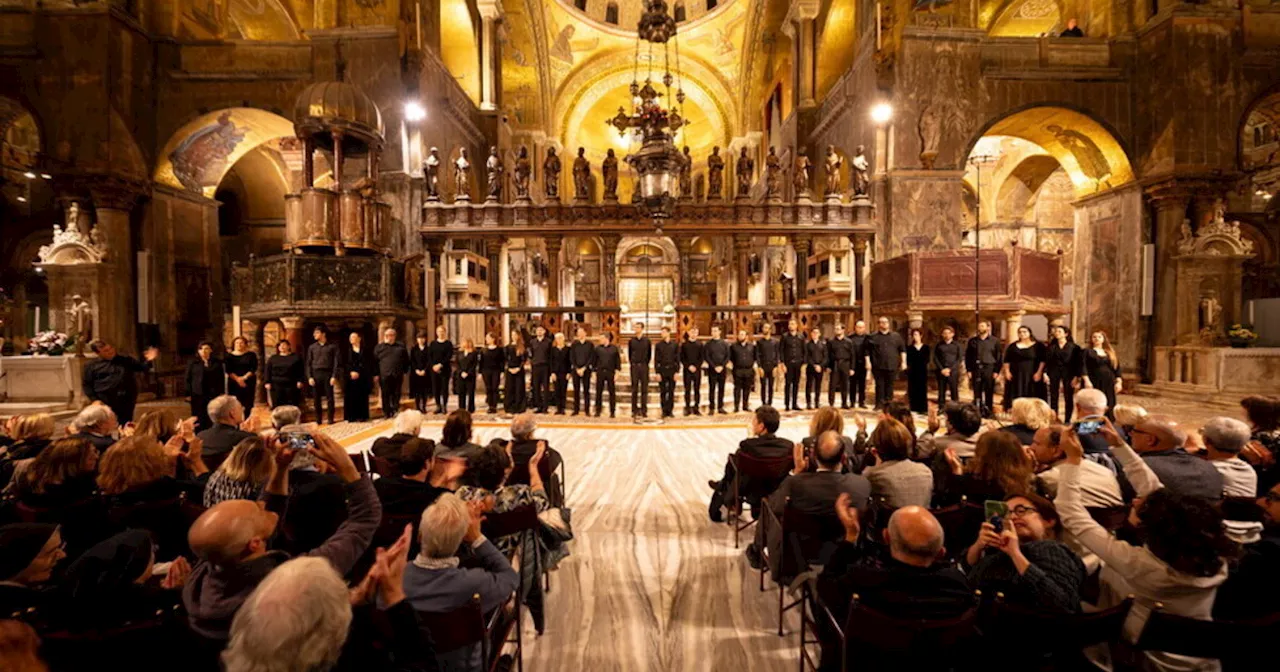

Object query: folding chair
[727,452,794,548]
[480,504,541,672]
[986,593,1134,669]
[836,596,980,672]
[1136,603,1280,670]
[929,498,984,560]
[418,596,489,664]
[759,499,844,636]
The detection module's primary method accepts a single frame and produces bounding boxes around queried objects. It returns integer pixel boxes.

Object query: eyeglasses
[1262,491,1280,504]
[1129,428,1152,438]
[1008,505,1039,518]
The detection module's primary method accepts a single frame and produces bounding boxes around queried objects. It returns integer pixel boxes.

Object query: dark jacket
[371,433,417,462]
[593,344,621,374]
[569,340,596,371]
[454,350,479,381]
[703,338,730,369]
[306,341,342,377]
[1214,530,1280,620]
[83,355,151,404]
[818,544,973,625]
[375,342,411,378]
[74,431,117,453]
[827,336,854,368]
[1141,448,1224,501]
[628,336,652,367]
[756,336,779,370]
[195,423,257,460]
[410,344,432,375]
[781,332,806,366]
[865,331,906,371]
[655,339,680,375]
[768,470,871,516]
[183,478,381,641]
[185,358,226,398]
[679,338,704,372]
[528,336,553,367]
[730,341,756,371]
[965,539,1084,613]
[373,476,448,518]
[804,339,828,369]
[337,601,440,672]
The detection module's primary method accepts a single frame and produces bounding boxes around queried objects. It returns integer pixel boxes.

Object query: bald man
[183,432,381,642]
[1129,415,1223,501]
[813,500,972,670]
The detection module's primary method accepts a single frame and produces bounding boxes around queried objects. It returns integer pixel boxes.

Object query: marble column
[90,181,141,352]
[907,311,924,330]
[793,235,811,305]
[850,234,867,307]
[303,137,315,186]
[734,235,751,305]
[426,238,445,328]
[476,0,503,112]
[1004,311,1025,343]
[1145,185,1190,348]
[485,238,503,305]
[280,316,305,353]
[674,235,694,304]
[601,234,620,304]
[783,0,820,110]
[544,235,562,307]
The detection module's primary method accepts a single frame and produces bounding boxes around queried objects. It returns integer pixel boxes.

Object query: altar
[0,354,86,407]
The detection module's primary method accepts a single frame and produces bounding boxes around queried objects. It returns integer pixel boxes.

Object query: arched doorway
[616,237,679,334]
[1238,87,1280,341]
[0,97,52,351]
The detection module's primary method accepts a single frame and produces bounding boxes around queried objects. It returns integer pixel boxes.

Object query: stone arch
[441,0,482,107]
[985,0,1064,37]
[154,107,295,197]
[995,153,1061,222]
[226,0,301,40]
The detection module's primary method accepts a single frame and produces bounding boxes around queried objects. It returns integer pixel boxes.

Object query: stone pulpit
[1172,212,1255,345]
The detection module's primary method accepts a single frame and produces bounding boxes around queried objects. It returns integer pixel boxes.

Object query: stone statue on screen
[735,146,754,197]
[423,147,441,200]
[544,148,562,199]
[764,147,783,199]
[851,145,869,197]
[513,146,532,199]
[485,146,503,202]
[572,147,591,200]
[602,149,619,200]
[793,149,811,198]
[453,148,471,201]
[706,146,725,200]
[679,146,693,199]
[66,294,92,340]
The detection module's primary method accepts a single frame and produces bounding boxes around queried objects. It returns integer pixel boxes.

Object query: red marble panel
[1020,253,1061,300]
[871,256,912,303]
[918,252,1008,298]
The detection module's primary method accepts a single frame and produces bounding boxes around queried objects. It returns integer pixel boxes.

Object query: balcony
[980,37,1123,81]
[870,247,1067,317]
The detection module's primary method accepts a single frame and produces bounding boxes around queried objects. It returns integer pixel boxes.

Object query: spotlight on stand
[404,100,426,122]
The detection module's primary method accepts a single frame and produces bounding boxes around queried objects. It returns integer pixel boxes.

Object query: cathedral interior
[2,0,1279,403]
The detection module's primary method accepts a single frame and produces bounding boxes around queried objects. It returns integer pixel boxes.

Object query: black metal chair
[1136,603,1280,670]
[930,498,984,559]
[727,452,794,548]
[480,504,541,672]
[759,499,844,636]
[826,595,980,672]
[418,595,489,663]
[985,593,1134,670]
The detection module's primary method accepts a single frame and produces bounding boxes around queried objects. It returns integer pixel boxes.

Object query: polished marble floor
[343,419,817,672]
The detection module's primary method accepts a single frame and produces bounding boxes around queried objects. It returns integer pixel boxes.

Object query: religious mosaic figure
[513,146,532,199]
[486,146,504,201]
[544,147,562,199]
[793,149,811,198]
[851,145,869,197]
[765,147,783,199]
[453,148,471,201]
[573,147,591,200]
[735,146,754,197]
[680,146,693,198]
[423,147,441,200]
[707,146,725,199]
[1046,124,1112,185]
[602,148,619,200]
[918,102,942,169]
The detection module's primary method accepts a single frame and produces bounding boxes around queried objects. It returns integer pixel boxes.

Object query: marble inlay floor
[342,419,819,672]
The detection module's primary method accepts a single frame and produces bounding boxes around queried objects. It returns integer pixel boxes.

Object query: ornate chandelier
[607,0,689,219]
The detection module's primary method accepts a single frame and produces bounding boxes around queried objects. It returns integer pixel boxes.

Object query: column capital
[601,233,622,252]
[543,234,563,253]
[1142,177,1233,206]
[733,233,752,251]
[426,238,446,257]
[476,0,504,21]
[86,175,147,211]
[851,233,871,254]
[279,316,306,330]
[793,234,812,252]
[782,0,820,33]
[485,238,504,256]
[674,234,695,252]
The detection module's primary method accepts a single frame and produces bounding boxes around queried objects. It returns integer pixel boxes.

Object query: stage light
[404,100,426,122]
[40,173,51,180]
[870,103,893,124]
[17,196,27,202]
[23,171,36,179]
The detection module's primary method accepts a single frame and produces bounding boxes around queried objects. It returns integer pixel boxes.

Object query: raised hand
[834,492,861,542]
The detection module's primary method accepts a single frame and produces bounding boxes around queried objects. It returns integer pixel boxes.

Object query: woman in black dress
[504,329,529,414]
[1044,325,1080,423]
[1001,326,1046,412]
[265,340,305,408]
[455,337,479,413]
[224,336,258,413]
[344,332,374,422]
[1080,330,1122,416]
[409,332,431,413]
[550,332,571,415]
[480,332,505,414]
[905,328,931,414]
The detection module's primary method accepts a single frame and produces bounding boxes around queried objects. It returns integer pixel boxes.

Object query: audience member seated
[203,436,279,507]
[0,619,46,670]
[196,396,257,470]
[1201,416,1262,543]
[1072,389,1116,461]
[55,529,190,632]
[0,524,66,618]
[1030,426,1124,507]
[269,404,302,432]
[1239,395,1280,492]
[71,404,119,453]
[799,407,859,473]
[222,533,438,672]
[1112,403,1149,442]
[814,499,972,672]
[374,437,445,528]
[279,448,349,556]
[878,398,919,457]
[9,437,99,514]
[97,434,208,560]
[963,493,1084,613]
[745,430,870,570]
[1130,416,1223,502]
[708,406,794,522]
[1001,398,1054,446]
[1055,421,1236,672]
[0,414,54,489]
[183,432,378,643]
[371,410,425,466]
[936,431,1033,507]
[862,417,933,508]
[133,408,183,443]
[917,402,983,490]
[1213,479,1280,620]
[403,493,518,671]
[505,413,565,498]
[432,410,481,490]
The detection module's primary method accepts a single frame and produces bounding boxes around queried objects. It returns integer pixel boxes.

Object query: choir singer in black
[454,337,479,413]
[306,326,341,425]
[528,324,553,413]
[965,320,1002,418]
[265,340,304,409]
[655,327,680,418]
[827,322,854,409]
[374,327,409,418]
[704,326,731,415]
[186,341,226,430]
[781,320,806,411]
[680,327,704,416]
[428,325,454,414]
[569,327,595,416]
[866,316,906,409]
[409,331,431,413]
[550,332,571,414]
[628,322,652,418]
[593,332,620,418]
[933,326,962,406]
[730,329,757,413]
[756,323,779,408]
[480,332,505,413]
[804,327,827,410]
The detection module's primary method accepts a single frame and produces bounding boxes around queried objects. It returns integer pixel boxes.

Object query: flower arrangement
[26,330,75,356]
[1227,323,1258,348]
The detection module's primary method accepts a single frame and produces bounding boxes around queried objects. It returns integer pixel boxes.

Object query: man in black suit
[569,327,595,416]
[965,320,1002,418]
[756,323,779,408]
[680,327,704,416]
[186,341,226,431]
[866,316,906,409]
[82,339,158,424]
[729,329,756,413]
[848,320,870,408]
[654,327,680,418]
[427,325,454,414]
[374,328,409,419]
[781,319,806,411]
[592,332,620,418]
[707,406,793,522]
[827,322,854,409]
[373,437,447,529]
[528,325,553,413]
[804,327,828,410]
[306,327,342,425]
[627,322,652,418]
[746,430,871,569]
[933,326,962,406]
[195,395,256,469]
[703,326,730,415]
